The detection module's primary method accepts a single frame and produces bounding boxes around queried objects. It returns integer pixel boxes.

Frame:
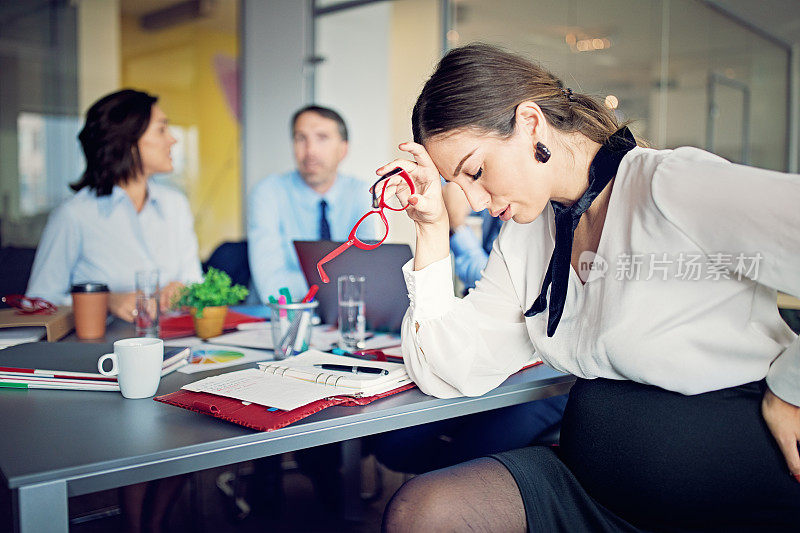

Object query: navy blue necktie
[525,127,636,337]
[319,199,331,241]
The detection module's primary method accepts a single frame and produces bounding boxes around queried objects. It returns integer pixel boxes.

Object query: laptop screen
[293,240,413,333]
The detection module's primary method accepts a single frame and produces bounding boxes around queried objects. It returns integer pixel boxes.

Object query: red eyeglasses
[316,167,415,283]
[1,294,57,315]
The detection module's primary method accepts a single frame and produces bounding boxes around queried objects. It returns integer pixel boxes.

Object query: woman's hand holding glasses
[376,142,452,272]
[316,165,416,284]
[375,142,447,228]
[316,143,451,283]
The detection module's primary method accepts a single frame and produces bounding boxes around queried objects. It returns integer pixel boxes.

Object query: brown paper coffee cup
[71,283,110,339]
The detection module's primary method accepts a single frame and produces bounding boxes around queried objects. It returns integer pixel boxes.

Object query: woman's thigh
[382,456,526,533]
[559,378,800,531]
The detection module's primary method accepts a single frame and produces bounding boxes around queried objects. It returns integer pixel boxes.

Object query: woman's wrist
[414,219,450,271]
[416,217,449,236]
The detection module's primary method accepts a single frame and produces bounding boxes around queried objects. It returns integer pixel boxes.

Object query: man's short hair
[291,105,348,141]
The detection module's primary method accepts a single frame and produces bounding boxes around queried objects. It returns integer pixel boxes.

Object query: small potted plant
[174,267,249,339]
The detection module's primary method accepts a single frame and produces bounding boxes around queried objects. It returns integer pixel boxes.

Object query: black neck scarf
[524,126,637,337]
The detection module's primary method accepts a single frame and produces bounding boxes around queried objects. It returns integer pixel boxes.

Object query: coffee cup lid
[71,282,110,293]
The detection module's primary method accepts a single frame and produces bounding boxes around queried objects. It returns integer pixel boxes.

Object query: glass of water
[337,274,366,352]
[135,270,160,337]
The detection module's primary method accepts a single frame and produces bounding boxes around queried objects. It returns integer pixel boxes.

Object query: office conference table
[0,319,575,533]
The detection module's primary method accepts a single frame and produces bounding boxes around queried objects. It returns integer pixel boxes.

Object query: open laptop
[294,240,413,333]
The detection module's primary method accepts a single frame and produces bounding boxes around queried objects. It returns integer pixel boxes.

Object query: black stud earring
[535,142,551,163]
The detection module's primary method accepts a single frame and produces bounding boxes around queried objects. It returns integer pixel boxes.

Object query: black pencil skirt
[491,378,800,532]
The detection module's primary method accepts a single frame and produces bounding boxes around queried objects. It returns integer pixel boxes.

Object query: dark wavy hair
[71,89,158,196]
[291,105,349,141]
[412,44,624,146]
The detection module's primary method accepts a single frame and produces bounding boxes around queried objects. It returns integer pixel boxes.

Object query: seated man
[247,105,374,303]
[247,105,374,510]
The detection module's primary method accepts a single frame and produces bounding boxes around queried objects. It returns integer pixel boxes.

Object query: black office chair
[0,246,37,306]
[203,241,250,288]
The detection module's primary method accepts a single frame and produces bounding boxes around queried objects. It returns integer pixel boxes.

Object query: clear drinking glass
[135,270,160,337]
[337,274,366,352]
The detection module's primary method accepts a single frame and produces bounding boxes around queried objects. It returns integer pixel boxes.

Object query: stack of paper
[0,344,190,391]
[0,327,45,349]
[208,325,401,353]
[0,307,74,342]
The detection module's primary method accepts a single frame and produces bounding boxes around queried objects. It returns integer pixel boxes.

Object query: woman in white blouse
[378,44,800,531]
[27,89,202,322]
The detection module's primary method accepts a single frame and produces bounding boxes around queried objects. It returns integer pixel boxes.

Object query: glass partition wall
[0,0,241,257]
[446,0,790,171]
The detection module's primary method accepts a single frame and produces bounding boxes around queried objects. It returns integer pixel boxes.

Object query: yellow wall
[385,0,442,247]
[120,13,241,259]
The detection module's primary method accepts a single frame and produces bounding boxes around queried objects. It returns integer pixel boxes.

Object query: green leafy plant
[174,267,249,317]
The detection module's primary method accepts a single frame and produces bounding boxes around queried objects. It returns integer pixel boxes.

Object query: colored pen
[0,382,119,391]
[279,288,294,321]
[0,366,117,382]
[277,295,290,334]
[268,296,278,304]
[313,364,388,375]
[301,284,319,303]
[279,287,293,304]
[292,311,311,354]
[0,376,120,391]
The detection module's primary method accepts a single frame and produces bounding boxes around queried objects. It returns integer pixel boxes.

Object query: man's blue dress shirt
[27,183,203,304]
[450,210,503,290]
[247,170,374,303]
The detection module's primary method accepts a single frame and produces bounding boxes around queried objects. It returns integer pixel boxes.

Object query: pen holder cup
[267,300,318,360]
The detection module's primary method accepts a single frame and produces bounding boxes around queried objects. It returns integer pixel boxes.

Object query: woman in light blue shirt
[27,89,201,532]
[27,89,202,322]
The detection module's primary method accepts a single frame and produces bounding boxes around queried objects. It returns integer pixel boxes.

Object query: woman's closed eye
[469,168,483,181]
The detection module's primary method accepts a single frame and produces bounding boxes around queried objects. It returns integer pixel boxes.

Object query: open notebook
[181,350,411,411]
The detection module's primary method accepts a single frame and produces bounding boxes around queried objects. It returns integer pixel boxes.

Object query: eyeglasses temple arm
[316,240,355,283]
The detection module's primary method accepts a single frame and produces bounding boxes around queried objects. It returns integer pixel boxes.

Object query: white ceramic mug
[98,338,163,399]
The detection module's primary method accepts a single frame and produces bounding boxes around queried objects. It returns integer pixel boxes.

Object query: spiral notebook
[180,350,411,411]
[154,382,416,432]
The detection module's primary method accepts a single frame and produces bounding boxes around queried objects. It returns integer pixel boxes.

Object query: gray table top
[0,318,574,496]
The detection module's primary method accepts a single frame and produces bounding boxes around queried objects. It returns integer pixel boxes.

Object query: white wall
[316,3,392,185]
[241,0,311,198]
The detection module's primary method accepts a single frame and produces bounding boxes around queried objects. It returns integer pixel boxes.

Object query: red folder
[159,310,264,339]
[154,383,417,432]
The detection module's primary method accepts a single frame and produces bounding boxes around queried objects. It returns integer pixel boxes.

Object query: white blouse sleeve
[651,147,800,406]
[400,243,538,398]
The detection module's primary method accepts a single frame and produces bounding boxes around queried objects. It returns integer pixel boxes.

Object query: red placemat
[159,310,264,339]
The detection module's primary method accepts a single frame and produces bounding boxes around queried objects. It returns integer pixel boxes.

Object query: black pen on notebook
[314,364,389,375]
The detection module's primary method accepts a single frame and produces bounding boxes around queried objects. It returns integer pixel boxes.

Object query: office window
[448,0,790,171]
[0,0,241,258]
[0,0,79,244]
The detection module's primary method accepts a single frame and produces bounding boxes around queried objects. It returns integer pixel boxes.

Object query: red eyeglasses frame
[1,294,57,315]
[316,167,415,283]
